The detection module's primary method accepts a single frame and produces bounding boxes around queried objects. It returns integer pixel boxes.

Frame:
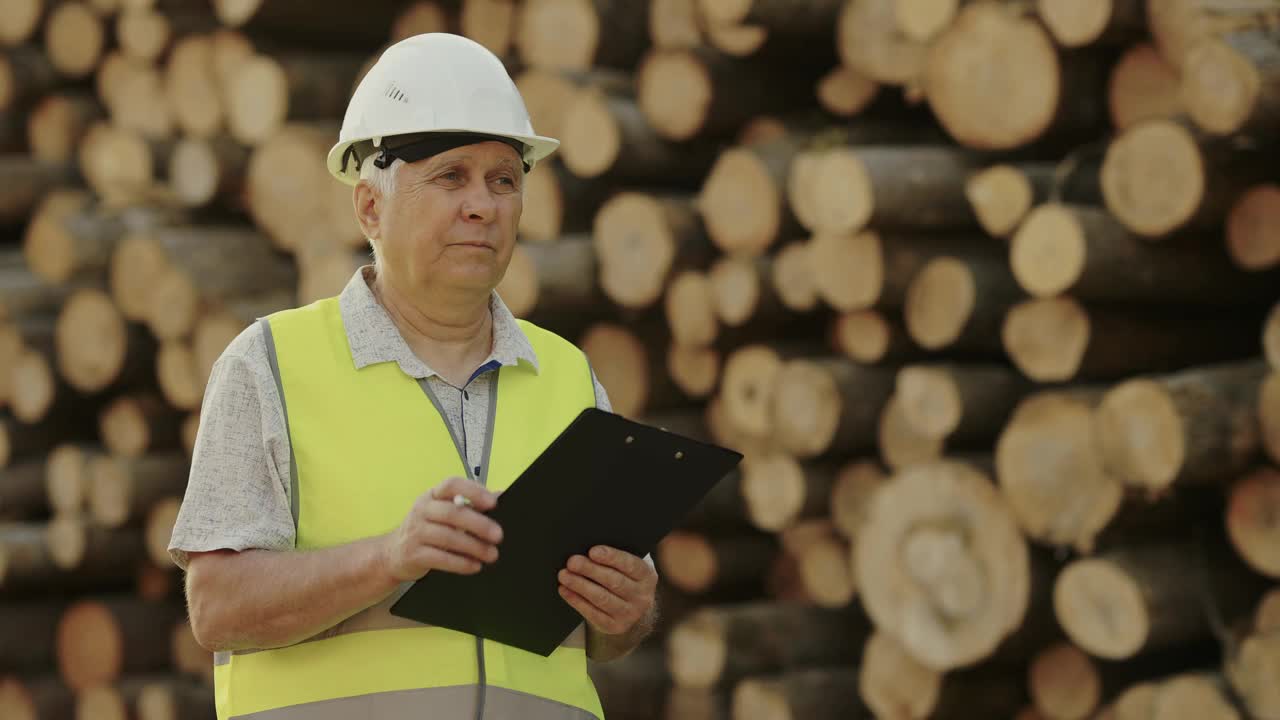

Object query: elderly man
[168,33,657,720]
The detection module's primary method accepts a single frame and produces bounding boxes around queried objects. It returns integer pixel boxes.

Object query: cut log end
[638,50,712,141]
[514,69,579,146]
[47,444,91,514]
[46,514,86,569]
[1226,467,1280,579]
[1002,297,1090,383]
[793,148,872,238]
[1257,589,1280,632]
[1053,557,1150,660]
[561,89,619,179]
[667,344,719,399]
[667,613,727,689]
[1230,631,1280,720]
[1109,43,1182,131]
[495,242,537,318]
[1030,642,1102,720]
[0,0,44,46]
[1101,119,1205,238]
[772,241,819,313]
[904,256,976,350]
[146,496,181,568]
[111,233,168,322]
[810,230,881,312]
[831,460,885,540]
[966,164,1037,238]
[772,359,840,458]
[225,55,287,145]
[1182,37,1263,137]
[1226,185,1280,271]
[1264,372,1280,465]
[1010,203,1087,297]
[56,289,129,394]
[516,0,600,71]
[1094,379,1184,492]
[722,345,783,439]
[698,147,782,256]
[665,271,717,347]
[1037,0,1115,47]
[580,324,648,419]
[56,601,122,691]
[816,65,880,117]
[157,342,201,412]
[461,0,517,56]
[708,256,760,327]
[858,630,942,720]
[391,1,448,42]
[10,350,56,424]
[741,454,806,532]
[895,0,960,42]
[799,534,856,608]
[896,365,963,439]
[46,2,105,79]
[594,193,679,309]
[1153,675,1242,720]
[878,392,945,470]
[656,532,716,594]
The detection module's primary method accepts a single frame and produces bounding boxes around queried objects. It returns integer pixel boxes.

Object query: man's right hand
[382,477,503,582]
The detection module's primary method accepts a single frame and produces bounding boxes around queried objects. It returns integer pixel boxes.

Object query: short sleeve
[167,323,297,571]
[591,369,612,413]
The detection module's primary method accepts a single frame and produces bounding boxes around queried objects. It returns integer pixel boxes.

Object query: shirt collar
[338,266,539,380]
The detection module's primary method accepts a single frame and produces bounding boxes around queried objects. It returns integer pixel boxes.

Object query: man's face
[368,141,523,294]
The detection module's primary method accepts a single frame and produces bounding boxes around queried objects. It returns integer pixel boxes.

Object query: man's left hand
[558,545,657,636]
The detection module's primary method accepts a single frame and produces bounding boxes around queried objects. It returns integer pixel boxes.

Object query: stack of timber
[2,0,1280,718]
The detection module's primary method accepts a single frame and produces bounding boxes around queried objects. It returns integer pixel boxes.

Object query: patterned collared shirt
[168,266,611,570]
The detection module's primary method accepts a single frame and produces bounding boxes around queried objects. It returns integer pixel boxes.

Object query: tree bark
[516,0,650,71]
[895,363,1032,442]
[995,388,1124,553]
[809,230,954,314]
[667,602,870,689]
[1226,184,1280,272]
[1010,203,1280,302]
[55,596,186,690]
[678,469,753,534]
[855,458,1032,670]
[27,91,103,165]
[1038,0,1146,48]
[907,246,1024,352]
[1001,296,1263,383]
[0,602,62,671]
[730,667,864,720]
[561,86,718,182]
[1226,466,1280,579]
[593,193,710,310]
[655,531,777,596]
[1108,43,1184,130]
[770,356,898,459]
[212,0,404,46]
[45,514,146,574]
[0,459,47,520]
[1094,359,1268,493]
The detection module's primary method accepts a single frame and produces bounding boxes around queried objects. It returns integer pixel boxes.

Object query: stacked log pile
[2,0,1280,718]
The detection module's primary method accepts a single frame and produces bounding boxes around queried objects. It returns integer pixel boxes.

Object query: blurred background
[1,0,1280,718]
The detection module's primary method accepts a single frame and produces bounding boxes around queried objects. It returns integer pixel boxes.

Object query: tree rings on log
[1226,184,1280,272]
[1108,43,1183,131]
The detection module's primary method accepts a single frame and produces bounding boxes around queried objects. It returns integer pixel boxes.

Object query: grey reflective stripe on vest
[229,685,600,720]
[258,318,300,532]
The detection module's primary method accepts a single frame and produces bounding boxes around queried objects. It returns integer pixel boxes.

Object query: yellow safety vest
[211,296,605,720]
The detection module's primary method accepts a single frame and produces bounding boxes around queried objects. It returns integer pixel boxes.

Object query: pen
[454,495,472,508]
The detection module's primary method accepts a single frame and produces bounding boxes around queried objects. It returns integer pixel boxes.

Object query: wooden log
[815,64,880,117]
[829,309,918,365]
[44,1,105,79]
[1,411,81,470]
[155,341,201,412]
[212,0,403,46]
[581,322,689,418]
[770,239,819,313]
[98,394,180,459]
[809,230,946,314]
[191,290,292,387]
[730,667,863,720]
[904,247,1022,352]
[857,630,943,720]
[718,343,827,444]
[707,255,791,331]
[46,444,100,516]
[1053,543,1235,660]
[56,597,184,690]
[9,346,61,424]
[1011,203,1280,301]
[76,676,154,720]
[1267,300,1280,371]
[144,495,180,568]
[498,236,603,322]
[593,193,710,310]
[838,0,929,87]
[389,1,449,42]
[1101,118,1271,238]
[678,469,751,533]
[77,123,177,207]
[667,344,720,401]
[515,68,632,152]
[1226,467,1280,578]
[1228,625,1280,720]
[171,620,214,682]
[0,676,75,720]
[656,531,777,596]
[698,0,844,35]
[0,158,71,231]
[876,391,945,470]
[246,122,358,253]
[1037,0,1146,48]
[666,602,868,689]
[856,458,1031,670]
[666,688,729,720]
[1094,360,1268,493]
[25,200,173,287]
[0,602,62,671]
[562,86,718,182]
[87,452,187,530]
[164,34,224,139]
[740,453,834,532]
[590,647,670,720]
[0,0,46,47]
[770,356,897,459]
[664,270,718,347]
[1108,43,1184,131]
[460,0,516,57]
[46,514,146,574]
[56,288,155,394]
[106,59,178,141]
[1182,29,1280,137]
[27,92,103,165]
[0,45,60,112]
[0,460,47,520]
[1226,184,1280,272]
[224,52,366,145]
[1257,587,1280,631]
[996,389,1123,552]
[1263,371,1280,464]
[964,162,1054,239]
[143,227,295,341]
[829,459,885,541]
[1001,296,1263,383]
[516,0,649,71]
[1029,641,1103,720]
[924,2,1107,150]
[1146,0,1280,71]
[521,159,612,243]
[637,47,821,142]
[649,0,701,49]
[895,363,1031,442]
[785,519,857,608]
[168,135,250,210]
[117,5,213,63]
[696,138,809,260]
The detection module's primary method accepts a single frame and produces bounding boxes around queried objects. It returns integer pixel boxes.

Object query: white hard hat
[327,33,559,186]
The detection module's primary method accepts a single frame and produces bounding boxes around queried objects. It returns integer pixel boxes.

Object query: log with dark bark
[895,363,1032,442]
[855,458,1031,670]
[877,391,945,470]
[1010,203,1280,301]
[1094,360,1268,493]
[655,531,777,596]
[637,46,822,142]
[87,452,188,529]
[924,2,1108,150]
[498,236,605,323]
[730,667,864,720]
[168,135,250,210]
[27,92,103,165]
[829,309,920,365]
[98,393,181,459]
[696,135,807,258]
[1108,43,1184,131]
[593,193,710,310]
[1001,297,1263,383]
[1263,370,1280,464]
[1228,616,1280,720]
[581,322,691,418]
[1037,0,1146,48]
[666,602,868,689]
[1226,466,1280,579]
[2,411,84,470]
[224,51,367,145]
[516,68,632,152]
[561,86,718,182]
[678,469,752,533]
[591,647,671,720]
[903,246,1023,352]
[808,230,949,314]
[56,288,156,394]
[838,0,929,87]
[739,453,835,531]
[964,162,1055,239]
[0,460,47,520]
[44,2,105,79]
[0,676,75,720]
[770,356,897,458]
[46,514,146,576]
[815,64,880,117]
[212,0,404,46]
[995,388,1123,552]
[520,159,613,242]
[0,602,62,672]
[0,156,74,227]
[516,0,650,71]
[1225,184,1280,272]
[1146,0,1280,71]
[55,596,185,690]
[1101,117,1272,238]
[1182,29,1280,137]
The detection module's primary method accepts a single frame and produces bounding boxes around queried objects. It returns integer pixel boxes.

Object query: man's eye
[441,171,462,182]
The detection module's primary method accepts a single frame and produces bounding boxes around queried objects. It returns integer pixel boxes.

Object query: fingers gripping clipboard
[389,408,743,656]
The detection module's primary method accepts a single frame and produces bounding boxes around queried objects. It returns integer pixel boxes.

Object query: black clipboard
[389,407,743,656]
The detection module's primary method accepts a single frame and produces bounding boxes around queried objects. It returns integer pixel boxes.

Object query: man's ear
[353,180,382,241]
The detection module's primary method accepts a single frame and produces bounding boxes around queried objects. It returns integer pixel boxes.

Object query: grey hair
[357,156,401,274]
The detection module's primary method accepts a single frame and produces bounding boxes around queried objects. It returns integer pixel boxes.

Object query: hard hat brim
[326,130,560,186]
